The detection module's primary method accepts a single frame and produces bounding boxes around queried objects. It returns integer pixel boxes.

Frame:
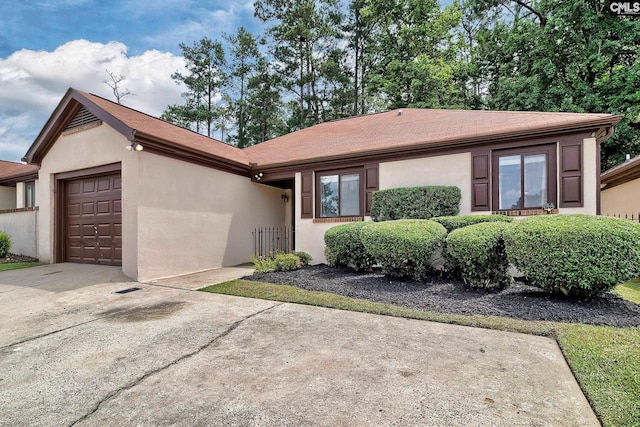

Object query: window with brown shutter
[559,140,583,207]
[301,172,313,218]
[472,152,490,211]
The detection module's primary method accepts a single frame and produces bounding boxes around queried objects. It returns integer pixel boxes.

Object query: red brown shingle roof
[0,160,38,183]
[244,108,621,167]
[77,91,249,166]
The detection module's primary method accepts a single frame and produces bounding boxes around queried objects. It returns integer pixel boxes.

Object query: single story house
[601,154,640,219]
[0,161,39,257]
[18,88,621,281]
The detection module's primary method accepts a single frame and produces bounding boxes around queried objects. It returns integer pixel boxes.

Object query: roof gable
[23,88,249,173]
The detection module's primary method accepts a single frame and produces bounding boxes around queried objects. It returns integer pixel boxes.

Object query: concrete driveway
[0,264,598,426]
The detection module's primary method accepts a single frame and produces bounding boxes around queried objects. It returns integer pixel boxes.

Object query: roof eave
[134,132,250,176]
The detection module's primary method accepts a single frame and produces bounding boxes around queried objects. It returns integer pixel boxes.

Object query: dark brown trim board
[559,140,584,208]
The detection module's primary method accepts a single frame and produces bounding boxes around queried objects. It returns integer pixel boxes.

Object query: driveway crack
[67,302,283,426]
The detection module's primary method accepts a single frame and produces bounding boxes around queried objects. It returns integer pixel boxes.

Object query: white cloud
[0,39,186,161]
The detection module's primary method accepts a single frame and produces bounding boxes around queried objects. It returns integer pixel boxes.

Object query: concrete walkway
[0,263,599,426]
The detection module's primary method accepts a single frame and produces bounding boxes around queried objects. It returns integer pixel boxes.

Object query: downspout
[596,126,614,144]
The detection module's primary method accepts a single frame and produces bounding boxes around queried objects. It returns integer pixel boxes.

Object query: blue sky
[0,0,265,162]
[0,0,452,162]
[0,0,261,57]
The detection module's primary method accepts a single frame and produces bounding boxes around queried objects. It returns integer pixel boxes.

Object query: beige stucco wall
[37,122,287,281]
[379,152,473,214]
[0,209,37,257]
[558,137,598,215]
[295,153,473,264]
[135,153,286,281]
[37,124,134,271]
[0,186,16,210]
[601,178,640,217]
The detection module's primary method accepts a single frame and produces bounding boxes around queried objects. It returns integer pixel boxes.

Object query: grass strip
[201,279,640,427]
[0,262,41,272]
[615,279,640,304]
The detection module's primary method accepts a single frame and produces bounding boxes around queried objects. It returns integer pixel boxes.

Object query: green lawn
[615,278,640,304]
[201,279,640,427]
[0,262,41,272]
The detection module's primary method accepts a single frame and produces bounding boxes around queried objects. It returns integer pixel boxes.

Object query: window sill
[313,216,364,224]
[494,209,558,216]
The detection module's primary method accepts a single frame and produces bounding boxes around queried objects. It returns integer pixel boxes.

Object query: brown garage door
[65,174,122,265]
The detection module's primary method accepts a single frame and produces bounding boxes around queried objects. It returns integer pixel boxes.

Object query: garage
[64,173,122,265]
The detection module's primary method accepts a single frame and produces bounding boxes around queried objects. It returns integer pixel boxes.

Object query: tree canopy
[160,0,640,170]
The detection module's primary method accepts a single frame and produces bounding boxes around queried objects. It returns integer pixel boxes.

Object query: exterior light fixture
[281,193,289,203]
[126,142,144,152]
[254,172,264,181]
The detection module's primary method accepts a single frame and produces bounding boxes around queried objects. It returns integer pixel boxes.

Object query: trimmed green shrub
[370,186,461,221]
[273,253,302,271]
[293,251,312,266]
[360,219,447,280]
[446,222,512,289]
[503,215,640,298]
[432,214,514,234]
[324,222,375,271]
[252,252,302,273]
[0,232,10,258]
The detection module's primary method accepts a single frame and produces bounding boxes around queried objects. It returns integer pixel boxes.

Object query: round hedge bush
[503,214,640,298]
[324,222,375,272]
[446,222,512,289]
[360,219,447,280]
[0,231,11,258]
[432,214,514,234]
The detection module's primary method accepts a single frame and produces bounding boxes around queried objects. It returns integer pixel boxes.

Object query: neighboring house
[601,154,640,219]
[21,88,621,281]
[0,160,39,257]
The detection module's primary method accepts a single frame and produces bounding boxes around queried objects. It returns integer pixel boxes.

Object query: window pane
[25,182,35,208]
[499,155,521,209]
[524,154,547,208]
[340,174,360,216]
[320,175,339,217]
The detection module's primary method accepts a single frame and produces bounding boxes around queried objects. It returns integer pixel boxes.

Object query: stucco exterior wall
[558,137,598,215]
[0,209,37,257]
[37,124,137,274]
[601,178,640,217]
[379,152,473,214]
[135,152,286,281]
[0,186,16,210]
[295,153,474,264]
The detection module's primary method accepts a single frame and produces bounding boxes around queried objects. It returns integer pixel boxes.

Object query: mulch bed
[2,253,39,263]
[245,265,640,327]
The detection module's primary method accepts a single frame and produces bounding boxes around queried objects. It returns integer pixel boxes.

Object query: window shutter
[364,163,378,216]
[301,171,313,218]
[560,140,583,207]
[472,152,490,211]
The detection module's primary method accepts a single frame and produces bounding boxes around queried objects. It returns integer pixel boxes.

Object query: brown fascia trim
[134,133,250,177]
[23,89,135,165]
[252,127,603,178]
[601,158,640,190]
[0,172,39,187]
